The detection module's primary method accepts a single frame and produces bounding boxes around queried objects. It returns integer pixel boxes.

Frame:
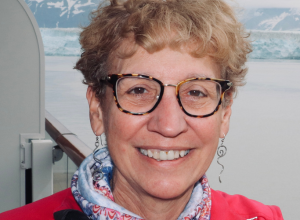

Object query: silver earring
[217,133,227,183]
[93,135,103,163]
[93,135,104,181]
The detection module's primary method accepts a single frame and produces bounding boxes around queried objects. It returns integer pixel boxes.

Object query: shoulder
[211,189,283,220]
[0,188,81,220]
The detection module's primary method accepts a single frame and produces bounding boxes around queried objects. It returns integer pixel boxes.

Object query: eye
[128,87,148,94]
[188,90,206,97]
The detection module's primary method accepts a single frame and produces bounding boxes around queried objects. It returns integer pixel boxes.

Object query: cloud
[226,0,300,8]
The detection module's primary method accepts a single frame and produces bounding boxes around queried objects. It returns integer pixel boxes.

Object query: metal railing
[45,110,91,167]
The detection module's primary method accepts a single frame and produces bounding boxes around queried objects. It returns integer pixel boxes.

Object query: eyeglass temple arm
[220,81,232,92]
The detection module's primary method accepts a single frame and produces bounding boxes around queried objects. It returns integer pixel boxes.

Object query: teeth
[147,149,153,158]
[140,149,148,156]
[174,151,179,159]
[139,149,190,161]
[160,151,167,160]
[167,150,174,160]
[179,150,185,157]
[153,150,160,160]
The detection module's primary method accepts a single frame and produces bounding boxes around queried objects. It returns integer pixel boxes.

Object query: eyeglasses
[106,74,232,118]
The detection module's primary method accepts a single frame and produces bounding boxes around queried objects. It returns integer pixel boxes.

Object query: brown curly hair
[74,0,252,104]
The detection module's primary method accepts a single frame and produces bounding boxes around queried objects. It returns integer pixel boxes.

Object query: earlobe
[86,87,105,136]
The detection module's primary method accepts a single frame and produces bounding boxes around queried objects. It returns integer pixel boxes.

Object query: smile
[139,148,190,161]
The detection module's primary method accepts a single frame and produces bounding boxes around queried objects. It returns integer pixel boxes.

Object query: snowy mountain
[240,8,300,31]
[24,1,300,31]
[25,0,104,28]
[25,0,300,31]
[24,1,300,59]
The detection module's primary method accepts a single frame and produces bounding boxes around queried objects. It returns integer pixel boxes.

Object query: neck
[112,171,193,220]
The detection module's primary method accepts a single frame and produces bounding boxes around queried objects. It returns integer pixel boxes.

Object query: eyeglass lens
[116,76,221,116]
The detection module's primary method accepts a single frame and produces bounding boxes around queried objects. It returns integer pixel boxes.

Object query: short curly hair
[75,0,252,104]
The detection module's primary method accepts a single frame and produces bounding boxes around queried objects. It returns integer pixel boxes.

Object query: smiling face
[88,47,232,201]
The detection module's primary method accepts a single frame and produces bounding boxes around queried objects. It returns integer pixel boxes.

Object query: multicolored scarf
[71,147,211,220]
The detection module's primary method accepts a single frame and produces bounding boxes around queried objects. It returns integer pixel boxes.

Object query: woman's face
[89,47,232,200]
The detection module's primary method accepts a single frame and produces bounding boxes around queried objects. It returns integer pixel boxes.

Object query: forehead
[110,46,221,81]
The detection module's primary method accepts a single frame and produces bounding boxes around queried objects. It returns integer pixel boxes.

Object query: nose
[147,87,188,137]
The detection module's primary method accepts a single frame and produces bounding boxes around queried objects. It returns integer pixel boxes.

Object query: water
[45,56,94,148]
[45,56,300,219]
[207,60,300,220]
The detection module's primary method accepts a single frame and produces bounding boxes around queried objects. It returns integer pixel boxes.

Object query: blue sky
[228,0,300,8]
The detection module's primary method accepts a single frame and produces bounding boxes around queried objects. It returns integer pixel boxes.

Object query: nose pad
[147,87,188,137]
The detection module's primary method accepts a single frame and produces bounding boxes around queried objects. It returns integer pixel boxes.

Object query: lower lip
[136,149,193,167]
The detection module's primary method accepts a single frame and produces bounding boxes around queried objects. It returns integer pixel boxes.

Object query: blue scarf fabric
[71,147,211,220]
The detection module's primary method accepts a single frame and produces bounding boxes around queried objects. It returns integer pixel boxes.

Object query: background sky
[227,0,300,8]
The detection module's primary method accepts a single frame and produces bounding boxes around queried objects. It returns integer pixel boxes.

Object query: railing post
[45,110,92,167]
[32,140,53,202]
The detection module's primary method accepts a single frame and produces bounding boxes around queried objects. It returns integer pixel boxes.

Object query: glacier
[250,30,300,59]
[41,28,81,56]
[40,28,300,60]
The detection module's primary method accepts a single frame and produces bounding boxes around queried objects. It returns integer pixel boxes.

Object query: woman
[0,0,283,219]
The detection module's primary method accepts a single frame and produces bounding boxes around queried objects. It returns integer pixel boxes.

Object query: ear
[86,86,105,136]
[219,99,232,138]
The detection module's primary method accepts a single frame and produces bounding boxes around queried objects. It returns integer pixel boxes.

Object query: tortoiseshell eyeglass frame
[106,74,232,118]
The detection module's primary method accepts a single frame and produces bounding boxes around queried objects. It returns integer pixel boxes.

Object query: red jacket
[0,188,283,220]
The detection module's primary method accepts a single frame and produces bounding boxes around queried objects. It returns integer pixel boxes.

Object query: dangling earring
[217,133,227,183]
[93,135,104,181]
[93,135,103,163]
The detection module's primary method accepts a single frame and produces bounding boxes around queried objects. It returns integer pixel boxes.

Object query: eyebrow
[185,73,211,78]
[126,72,211,79]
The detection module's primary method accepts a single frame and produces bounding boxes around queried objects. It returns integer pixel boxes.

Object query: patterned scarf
[71,147,211,220]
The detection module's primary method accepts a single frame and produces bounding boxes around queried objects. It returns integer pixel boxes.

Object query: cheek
[187,114,222,151]
[106,113,143,141]
[191,117,221,172]
[103,95,148,153]
[105,112,128,153]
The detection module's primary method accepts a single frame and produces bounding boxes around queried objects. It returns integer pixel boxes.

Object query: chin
[142,177,195,200]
